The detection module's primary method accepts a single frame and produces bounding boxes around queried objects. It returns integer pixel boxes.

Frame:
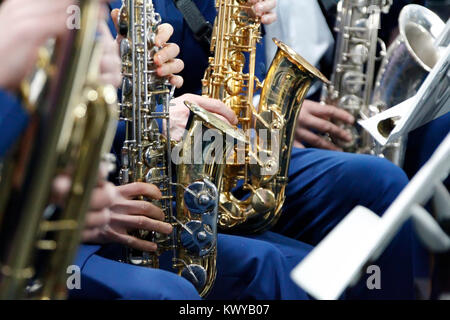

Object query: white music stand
[291,133,450,300]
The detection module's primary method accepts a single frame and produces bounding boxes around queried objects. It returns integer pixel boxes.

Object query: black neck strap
[173,0,213,55]
[317,0,338,34]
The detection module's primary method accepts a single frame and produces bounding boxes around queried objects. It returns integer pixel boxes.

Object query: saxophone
[202,0,329,233]
[118,0,244,296]
[321,0,393,158]
[0,0,118,299]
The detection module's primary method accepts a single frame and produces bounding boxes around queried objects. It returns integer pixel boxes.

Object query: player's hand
[249,0,277,25]
[111,10,184,88]
[95,182,172,252]
[0,0,74,91]
[294,100,355,151]
[169,94,238,141]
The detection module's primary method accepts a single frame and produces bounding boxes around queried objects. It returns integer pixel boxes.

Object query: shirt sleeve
[0,89,29,158]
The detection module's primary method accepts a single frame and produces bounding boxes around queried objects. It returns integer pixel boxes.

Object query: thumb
[187,95,238,126]
[111,9,120,34]
[293,140,305,149]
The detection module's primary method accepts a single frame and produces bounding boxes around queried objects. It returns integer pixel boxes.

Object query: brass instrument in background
[118,0,244,296]
[368,4,446,164]
[0,0,118,299]
[321,1,394,159]
[202,0,328,233]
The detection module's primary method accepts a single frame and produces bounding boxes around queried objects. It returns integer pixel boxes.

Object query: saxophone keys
[119,38,131,59]
[250,188,276,215]
[349,43,369,65]
[121,77,133,96]
[225,75,244,96]
[183,182,217,215]
[118,5,129,36]
[180,221,214,256]
[229,51,246,71]
[180,264,207,292]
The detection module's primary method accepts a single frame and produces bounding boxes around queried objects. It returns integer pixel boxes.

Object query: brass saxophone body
[321,0,393,158]
[0,0,118,299]
[118,0,244,296]
[202,0,328,233]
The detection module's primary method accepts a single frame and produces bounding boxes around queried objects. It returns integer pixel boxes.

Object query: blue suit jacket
[0,90,28,158]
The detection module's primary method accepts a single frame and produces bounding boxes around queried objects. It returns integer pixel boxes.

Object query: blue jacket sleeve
[0,90,29,158]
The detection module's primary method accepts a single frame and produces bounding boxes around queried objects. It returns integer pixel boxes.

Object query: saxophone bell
[202,0,329,234]
[225,38,329,233]
[221,38,329,233]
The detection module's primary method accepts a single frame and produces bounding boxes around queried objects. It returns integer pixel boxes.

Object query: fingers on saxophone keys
[126,237,158,253]
[155,43,180,65]
[84,208,111,229]
[90,182,117,211]
[295,127,343,152]
[117,200,166,221]
[293,140,305,149]
[251,0,277,16]
[303,115,352,143]
[169,75,184,88]
[155,23,174,47]
[261,12,277,24]
[321,120,352,143]
[156,58,184,78]
[111,9,120,33]
[315,104,355,125]
[117,182,163,200]
[184,94,238,125]
[82,228,103,243]
[116,214,173,235]
[110,230,159,252]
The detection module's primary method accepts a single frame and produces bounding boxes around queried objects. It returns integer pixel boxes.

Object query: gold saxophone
[118,0,245,296]
[202,0,329,233]
[0,0,118,299]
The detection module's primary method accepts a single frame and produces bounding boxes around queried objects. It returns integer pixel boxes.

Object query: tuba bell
[368,4,446,165]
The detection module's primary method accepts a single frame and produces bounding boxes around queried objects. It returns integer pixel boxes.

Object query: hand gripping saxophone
[118,0,244,296]
[202,0,329,233]
[320,0,393,158]
[0,0,118,299]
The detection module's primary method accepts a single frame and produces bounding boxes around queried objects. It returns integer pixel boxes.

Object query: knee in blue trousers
[274,147,409,244]
[207,232,312,300]
[272,147,414,299]
[69,245,200,300]
[70,233,313,300]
